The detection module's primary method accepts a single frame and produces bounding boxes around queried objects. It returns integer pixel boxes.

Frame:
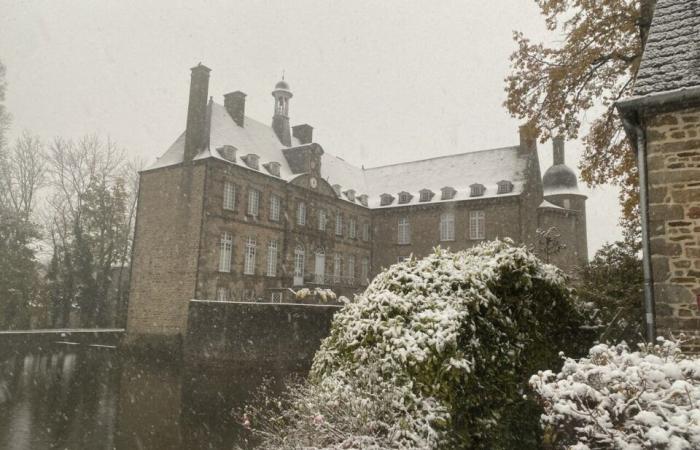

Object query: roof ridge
[363,145,520,171]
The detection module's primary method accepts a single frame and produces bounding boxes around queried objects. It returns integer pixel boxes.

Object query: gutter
[620,115,656,343]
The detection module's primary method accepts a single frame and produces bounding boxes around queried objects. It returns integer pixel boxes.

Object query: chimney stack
[224,91,246,127]
[553,136,565,165]
[292,124,313,144]
[185,63,211,162]
[518,124,537,156]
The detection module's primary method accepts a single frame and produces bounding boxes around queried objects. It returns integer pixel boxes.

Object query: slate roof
[633,0,700,97]
[147,100,531,209]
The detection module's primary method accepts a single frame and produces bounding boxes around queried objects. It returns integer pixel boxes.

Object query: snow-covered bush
[530,338,700,449]
[253,240,590,448]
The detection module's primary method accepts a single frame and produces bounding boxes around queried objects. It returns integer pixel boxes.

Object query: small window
[332,184,342,196]
[223,182,236,210]
[398,191,413,204]
[344,189,356,201]
[469,211,485,240]
[267,240,278,277]
[362,223,370,241]
[497,180,513,194]
[271,291,282,303]
[269,195,281,221]
[335,213,343,236]
[398,217,410,244]
[440,212,455,241]
[357,194,368,207]
[244,237,256,275]
[297,202,306,226]
[380,194,395,206]
[563,199,571,209]
[419,189,434,202]
[219,232,233,272]
[349,218,357,238]
[248,189,260,216]
[318,210,327,231]
[470,183,486,197]
[242,154,259,170]
[263,161,281,177]
[441,187,456,200]
[216,287,228,302]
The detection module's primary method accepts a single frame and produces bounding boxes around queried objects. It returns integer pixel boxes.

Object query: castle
[126,64,587,340]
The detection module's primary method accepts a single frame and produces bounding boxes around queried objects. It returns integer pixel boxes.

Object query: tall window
[333,253,342,281]
[335,213,343,236]
[469,211,485,240]
[244,237,256,275]
[223,182,236,210]
[247,189,260,216]
[294,246,305,284]
[398,218,410,244]
[216,287,228,302]
[361,257,369,284]
[347,255,355,281]
[297,201,306,226]
[318,210,327,231]
[269,194,280,221]
[219,232,232,272]
[440,212,455,241]
[362,223,370,241]
[267,240,278,277]
[349,218,356,238]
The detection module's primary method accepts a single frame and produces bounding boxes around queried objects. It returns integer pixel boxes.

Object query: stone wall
[126,162,206,341]
[371,196,522,273]
[646,106,700,347]
[184,300,340,367]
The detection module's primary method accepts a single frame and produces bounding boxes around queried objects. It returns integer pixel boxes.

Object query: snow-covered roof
[538,200,564,210]
[633,0,700,97]
[146,101,530,209]
[362,147,527,208]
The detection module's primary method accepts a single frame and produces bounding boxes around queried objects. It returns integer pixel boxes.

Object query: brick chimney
[185,63,211,162]
[553,136,565,165]
[224,91,246,127]
[292,124,313,144]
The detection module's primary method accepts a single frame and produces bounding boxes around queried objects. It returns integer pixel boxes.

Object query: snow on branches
[531,338,700,449]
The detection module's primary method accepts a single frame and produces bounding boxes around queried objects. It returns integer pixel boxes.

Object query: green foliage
[255,240,594,449]
[576,240,644,344]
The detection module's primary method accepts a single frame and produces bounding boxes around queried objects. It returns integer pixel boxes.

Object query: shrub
[530,338,700,449]
[252,240,591,449]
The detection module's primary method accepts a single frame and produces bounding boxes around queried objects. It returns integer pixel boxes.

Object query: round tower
[272,78,293,146]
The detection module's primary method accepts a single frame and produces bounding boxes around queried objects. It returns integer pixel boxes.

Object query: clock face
[310,177,318,188]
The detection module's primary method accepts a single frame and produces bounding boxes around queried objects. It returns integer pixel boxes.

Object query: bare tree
[0,131,46,219]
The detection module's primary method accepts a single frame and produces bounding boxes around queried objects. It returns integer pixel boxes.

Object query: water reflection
[0,345,296,450]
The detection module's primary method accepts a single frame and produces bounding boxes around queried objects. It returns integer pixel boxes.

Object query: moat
[0,343,293,450]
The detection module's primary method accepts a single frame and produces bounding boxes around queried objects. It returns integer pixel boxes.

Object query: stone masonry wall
[646,106,700,347]
[126,163,206,341]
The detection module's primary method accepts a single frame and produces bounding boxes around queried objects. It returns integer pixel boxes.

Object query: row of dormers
[379,180,515,206]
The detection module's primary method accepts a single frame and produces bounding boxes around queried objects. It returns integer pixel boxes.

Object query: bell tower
[272,77,293,146]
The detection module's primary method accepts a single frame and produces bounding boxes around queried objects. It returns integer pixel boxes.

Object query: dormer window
[497,180,513,194]
[357,194,368,207]
[470,183,486,197]
[217,145,237,162]
[419,189,434,202]
[441,186,456,200]
[344,189,356,202]
[263,161,281,177]
[332,184,342,196]
[242,154,260,170]
[398,191,413,204]
[380,193,395,206]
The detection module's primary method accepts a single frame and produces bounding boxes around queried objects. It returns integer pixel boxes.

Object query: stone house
[617,0,700,345]
[126,64,588,342]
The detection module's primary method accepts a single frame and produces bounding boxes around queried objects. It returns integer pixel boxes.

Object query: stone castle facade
[126,64,588,341]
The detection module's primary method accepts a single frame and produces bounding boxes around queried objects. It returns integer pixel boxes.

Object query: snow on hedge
[252,239,586,449]
[530,338,700,449]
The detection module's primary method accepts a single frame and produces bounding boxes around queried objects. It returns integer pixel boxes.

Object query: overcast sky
[0,0,624,256]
